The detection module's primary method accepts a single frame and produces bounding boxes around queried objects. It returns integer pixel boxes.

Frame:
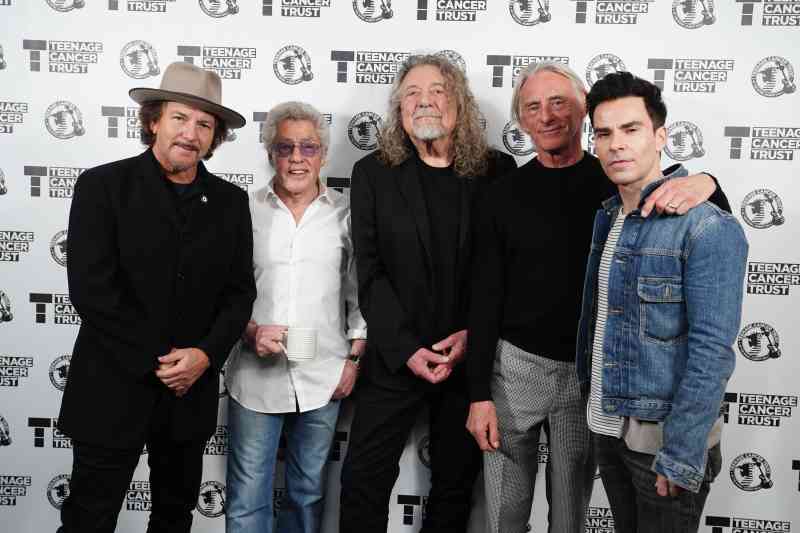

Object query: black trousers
[59,392,207,533]
[340,374,481,533]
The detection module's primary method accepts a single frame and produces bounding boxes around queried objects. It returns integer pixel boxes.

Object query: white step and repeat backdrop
[1,1,798,532]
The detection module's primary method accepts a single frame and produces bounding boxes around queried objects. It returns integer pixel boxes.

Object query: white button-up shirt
[225,179,367,413]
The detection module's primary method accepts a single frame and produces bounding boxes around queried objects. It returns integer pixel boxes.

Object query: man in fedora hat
[56,61,256,533]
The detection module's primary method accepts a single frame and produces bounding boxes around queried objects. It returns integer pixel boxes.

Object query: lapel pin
[201,195,208,203]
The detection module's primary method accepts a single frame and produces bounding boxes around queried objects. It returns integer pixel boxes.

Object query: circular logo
[353,0,393,22]
[585,54,627,87]
[46,0,86,12]
[0,45,6,70]
[47,474,71,509]
[417,435,431,468]
[672,0,716,29]
[502,121,535,156]
[0,414,11,446]
[199,0,239,17]
[273,45,314,85]
[737,323,781,361]
[0,290,12,323]
[45,101,85,140]
[752,56,796,98]
[49,355,71,391]
[730,453,773,491]
[664,121,705,161]
[50,230,68,268]
[196,481,226,517]
[348,112,382,151]
[509,0,551,26]
[740,189,785,229]
[436,50,466,74]
[0,167,7,195]
[120,41,160,79]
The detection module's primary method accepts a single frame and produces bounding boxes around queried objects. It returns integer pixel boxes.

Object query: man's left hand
[655,474,683,497]
[432,329,468,369]
[156,348,210,397]
[641,173,715,217]
[332,360,359,400]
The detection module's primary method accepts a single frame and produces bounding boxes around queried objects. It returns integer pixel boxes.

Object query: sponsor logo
[50,230,68,268]
[0,414,11,445]
[664,121,705,161]
[0,168,5,195]
[724,392,797,427]
[586,506,614,532]
[0,1,11,6]
[585,53,626,87]
[196,481,226,518]
[23,39,103,74]
[0,291,12,323]
[584,122,597,155]
[0,475,31,506]
[45,101,85,140]
[327,177,351,192]
[353,0,394,22]
[204,426,229,455]
[126,480,151,511]
[49,355,71,391]
[25,165,84,198]
[725,126,800,161]
[347,111,382,151]
[741,190,785,229]
[330,50,409,84]
[120,40,160,79]
[47,474,71,509]
[397,494,427,526]
[502,121,536,156]
[273,488,285,517]
[572,0,654,24]
[199,0,239,17]
[436,49,466,73]
[487,54,569,87]
[737,0,800,26]
[746,262,800,295]
[737,323,782,361]
[647,58,734,93]
[752,56,796,98]
[217,172,255,191]
[417,0,488,22]
[273,45,314,85]
[46,0,85,12]
[262,0,332,17]
[0,44,7,69]
[177,45,257,80]
[673,0,716,28]
[0,230,34,263]
[28,418,72,449]
[101,106,141,140]
[109,0,176,12]
[0,101,30,134]
[705,516,792,532]
[509,0,552,25]
[0,356,33,387]
[730,453,774,491]
[417,435,431,468]
[29,293,81,325]
[537,442,550,464]
[794,460,800,492]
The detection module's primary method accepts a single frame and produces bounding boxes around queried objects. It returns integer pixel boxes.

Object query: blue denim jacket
[576,166,748,491]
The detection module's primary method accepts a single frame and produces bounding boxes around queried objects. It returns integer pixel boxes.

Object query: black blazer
[58,150,255,449]
[350,150,516,388]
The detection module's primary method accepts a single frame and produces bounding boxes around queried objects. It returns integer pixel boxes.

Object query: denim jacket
[576,165,748,491]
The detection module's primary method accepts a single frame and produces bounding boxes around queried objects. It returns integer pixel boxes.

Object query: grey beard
[412,122,446,141]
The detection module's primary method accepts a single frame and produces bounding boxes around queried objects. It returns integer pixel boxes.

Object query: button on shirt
[225,180,367,413]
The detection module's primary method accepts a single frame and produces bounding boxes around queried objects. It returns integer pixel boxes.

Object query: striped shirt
[588,208,626,437]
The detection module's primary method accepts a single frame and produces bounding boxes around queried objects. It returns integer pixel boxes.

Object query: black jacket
[58,149,256,448]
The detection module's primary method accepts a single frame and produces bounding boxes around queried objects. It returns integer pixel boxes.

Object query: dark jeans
[594,434,722,533]
[340,376,482,533]
[59,392,207,533]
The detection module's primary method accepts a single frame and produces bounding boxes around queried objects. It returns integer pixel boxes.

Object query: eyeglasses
[271,141,322,158]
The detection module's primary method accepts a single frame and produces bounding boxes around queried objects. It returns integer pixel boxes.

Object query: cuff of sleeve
[652,450,704,493]
[346,328,368,340]
[468,386,493,403]
[196,342,218,372]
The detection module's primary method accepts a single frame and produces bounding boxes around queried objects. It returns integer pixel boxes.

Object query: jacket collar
[601,163,688,213]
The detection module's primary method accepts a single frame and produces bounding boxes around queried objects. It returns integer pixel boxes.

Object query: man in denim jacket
[576,71,748,532]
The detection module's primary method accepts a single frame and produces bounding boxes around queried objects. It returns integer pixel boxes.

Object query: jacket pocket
[637,277,688,344]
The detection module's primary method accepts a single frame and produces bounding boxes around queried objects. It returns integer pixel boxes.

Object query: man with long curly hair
[339,54,516,533]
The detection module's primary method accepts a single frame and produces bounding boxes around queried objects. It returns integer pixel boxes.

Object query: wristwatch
[348,354,361,368]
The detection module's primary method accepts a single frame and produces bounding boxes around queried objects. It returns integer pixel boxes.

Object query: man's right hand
[406,348,451,384]
[467,400,500,451]
[248,323,288,357]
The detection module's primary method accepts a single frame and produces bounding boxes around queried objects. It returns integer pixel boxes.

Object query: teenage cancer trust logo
[730,453,773,492]
[197,481,226,518]
[273,45,313,85]
[741,189,785,229]
[120,41,160,79]
[199,0,239,17]
[348,112,382,150]
[664,121,705,161]
[752,57,796,98]
[672,0,716,29]
[353,0,393,22]
[45,101,85,139]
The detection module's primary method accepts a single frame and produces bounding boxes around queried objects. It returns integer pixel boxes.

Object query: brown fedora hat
[129,61,246,129]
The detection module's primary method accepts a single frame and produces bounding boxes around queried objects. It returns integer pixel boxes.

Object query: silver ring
[667,203,679,209]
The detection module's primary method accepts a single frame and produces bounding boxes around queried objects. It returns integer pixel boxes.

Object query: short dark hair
[138,101,230,160]
[586,71,667,130]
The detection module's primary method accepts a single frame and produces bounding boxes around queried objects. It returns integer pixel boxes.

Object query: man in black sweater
[465,62,729,533]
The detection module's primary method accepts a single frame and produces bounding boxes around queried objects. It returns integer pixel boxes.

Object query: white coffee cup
[280,327,317,362]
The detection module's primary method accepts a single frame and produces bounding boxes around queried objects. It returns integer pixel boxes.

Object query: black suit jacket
[350,150,516,388]
[58,150,256,449]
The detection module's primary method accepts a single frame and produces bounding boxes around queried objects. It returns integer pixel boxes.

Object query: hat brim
[129,87,246,129]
